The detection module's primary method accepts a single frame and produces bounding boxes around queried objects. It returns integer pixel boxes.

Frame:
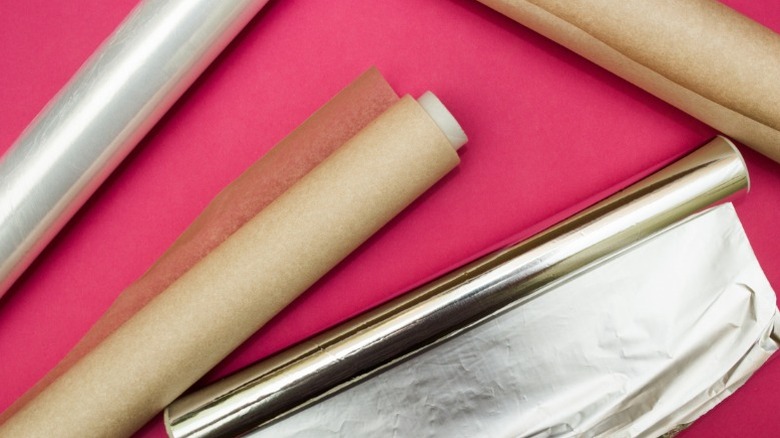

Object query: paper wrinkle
[253,204,778,438]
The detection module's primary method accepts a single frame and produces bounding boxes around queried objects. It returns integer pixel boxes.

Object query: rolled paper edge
[474,0,780,163]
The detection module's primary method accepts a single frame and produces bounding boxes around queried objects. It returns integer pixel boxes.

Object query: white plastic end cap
[417,91,468,150]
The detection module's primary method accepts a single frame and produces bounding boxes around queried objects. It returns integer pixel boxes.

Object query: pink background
[1,0,779,436]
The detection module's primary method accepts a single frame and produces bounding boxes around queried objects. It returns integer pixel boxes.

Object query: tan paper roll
[476,0,780,163]
[0,95,460,438]
[0,67,399,425]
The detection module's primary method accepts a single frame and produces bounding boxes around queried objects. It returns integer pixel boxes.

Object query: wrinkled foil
[0,0,270,297]
[255,203,779,437]
[165,137,756,437]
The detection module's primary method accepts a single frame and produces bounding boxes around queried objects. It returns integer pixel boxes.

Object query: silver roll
[0,0,271,297]
[164,136,749,438]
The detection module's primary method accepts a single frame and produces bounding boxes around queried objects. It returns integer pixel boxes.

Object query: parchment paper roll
[0,94,462,437]
[474,0,780,163]
[164,136,748,438]
[0,67,399,424]
[0,0,272,298]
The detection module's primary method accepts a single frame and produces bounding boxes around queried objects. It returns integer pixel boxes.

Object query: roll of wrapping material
[0,0,272,298]
[0,67,399,424]
[164,136,748,438]
[473,0,780,163]
[0,94,463,437]
[252,203,779,437]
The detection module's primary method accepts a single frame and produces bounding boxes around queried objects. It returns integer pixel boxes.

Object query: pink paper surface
[1,1,779,437]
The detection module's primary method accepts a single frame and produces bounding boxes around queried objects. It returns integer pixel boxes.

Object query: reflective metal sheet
[165,136,750,438]
[0,0,271,297]
[255,203,779,437]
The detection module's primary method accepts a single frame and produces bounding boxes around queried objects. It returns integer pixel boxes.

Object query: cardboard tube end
[417,92,468,150]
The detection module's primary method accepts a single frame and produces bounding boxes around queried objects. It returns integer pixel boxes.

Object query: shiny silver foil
[254,203,779,437]
[0,0,271,297]
[165,136,750,438]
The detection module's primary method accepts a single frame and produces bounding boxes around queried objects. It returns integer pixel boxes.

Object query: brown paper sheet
[0,95,459,437]
[0,69,400,431]
[477,0,780,163]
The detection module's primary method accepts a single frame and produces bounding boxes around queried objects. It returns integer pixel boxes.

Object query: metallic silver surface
[0,0,271,297]
[165,136,749,438]
[254,203,779,437]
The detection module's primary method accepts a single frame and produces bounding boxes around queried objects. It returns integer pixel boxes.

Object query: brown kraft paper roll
[0,67,399,425]
[0,95,460,437]
[476,0,780,163]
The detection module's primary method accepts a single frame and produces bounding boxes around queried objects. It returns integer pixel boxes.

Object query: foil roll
[164,136,749,438]
[253,203,779,437]
[0,0,271,297]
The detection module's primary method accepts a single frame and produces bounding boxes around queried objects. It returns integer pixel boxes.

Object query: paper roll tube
[0,95,462,437]
[0,67,399,424]
[474,0,780,163]
[164,136,748,438]
[0,0,272,298]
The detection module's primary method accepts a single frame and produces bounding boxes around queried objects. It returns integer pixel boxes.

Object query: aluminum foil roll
[164,136,749,438]
[253,203,778,437]
[0,0,271,297]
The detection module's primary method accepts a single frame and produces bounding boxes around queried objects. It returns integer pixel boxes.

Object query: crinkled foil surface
[254,204,778,437]
[165,138,760,438]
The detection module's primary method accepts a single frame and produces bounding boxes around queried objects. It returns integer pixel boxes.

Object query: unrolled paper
[0,0,272,298]
[474,0,780,163]
[0,89,461,436]
[164,137,752,438]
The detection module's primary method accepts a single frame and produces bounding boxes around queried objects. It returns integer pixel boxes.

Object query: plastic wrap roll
[0,0,272,298]
[164,136,748,438]
[0,94,463,437]
[474,0,780,163]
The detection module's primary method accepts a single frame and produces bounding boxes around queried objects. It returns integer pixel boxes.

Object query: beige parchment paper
[0,92,458,436]
[476,0,780,163]
[0,67,399,425]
